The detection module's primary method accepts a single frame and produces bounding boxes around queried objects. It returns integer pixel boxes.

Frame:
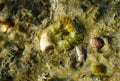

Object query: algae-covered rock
[0,0,120,81]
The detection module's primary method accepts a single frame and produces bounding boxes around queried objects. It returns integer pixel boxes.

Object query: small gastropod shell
[75,46,85,63]
[0,24,8,32]
[40,33,54,52]
[90,37,104,50]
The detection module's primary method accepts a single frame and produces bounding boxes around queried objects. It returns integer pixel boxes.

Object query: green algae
[0,0,120,81]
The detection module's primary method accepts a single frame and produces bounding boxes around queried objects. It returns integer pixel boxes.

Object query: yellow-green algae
[0,0,120,81]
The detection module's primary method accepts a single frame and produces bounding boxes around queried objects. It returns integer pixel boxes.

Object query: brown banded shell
[90,37,104,50]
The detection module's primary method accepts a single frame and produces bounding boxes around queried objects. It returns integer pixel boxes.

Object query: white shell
[40,33,54,52]
[75,46,85,63]
[0,24,8,32]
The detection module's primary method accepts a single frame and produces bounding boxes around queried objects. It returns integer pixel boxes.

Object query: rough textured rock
[0,0,120,81]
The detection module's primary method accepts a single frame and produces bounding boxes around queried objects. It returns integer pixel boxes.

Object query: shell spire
[75,46,85,63]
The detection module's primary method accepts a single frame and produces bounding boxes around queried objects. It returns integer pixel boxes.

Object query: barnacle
[40,16,85,52]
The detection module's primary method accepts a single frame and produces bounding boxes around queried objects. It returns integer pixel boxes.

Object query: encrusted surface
[0,0,120,81]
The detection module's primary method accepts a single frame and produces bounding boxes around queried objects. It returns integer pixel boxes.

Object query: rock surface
[0,0,120,81]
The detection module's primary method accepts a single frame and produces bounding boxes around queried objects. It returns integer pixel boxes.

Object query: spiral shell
[75,46,85,63]
[40,33,54,52]
[90,37,104,50]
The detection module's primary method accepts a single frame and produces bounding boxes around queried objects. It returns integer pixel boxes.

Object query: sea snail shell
[75,46,85,63]
[90,37,104,50]
[40,33,54,52]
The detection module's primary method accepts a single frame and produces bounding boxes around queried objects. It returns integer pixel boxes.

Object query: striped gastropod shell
[90,37,104,50]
